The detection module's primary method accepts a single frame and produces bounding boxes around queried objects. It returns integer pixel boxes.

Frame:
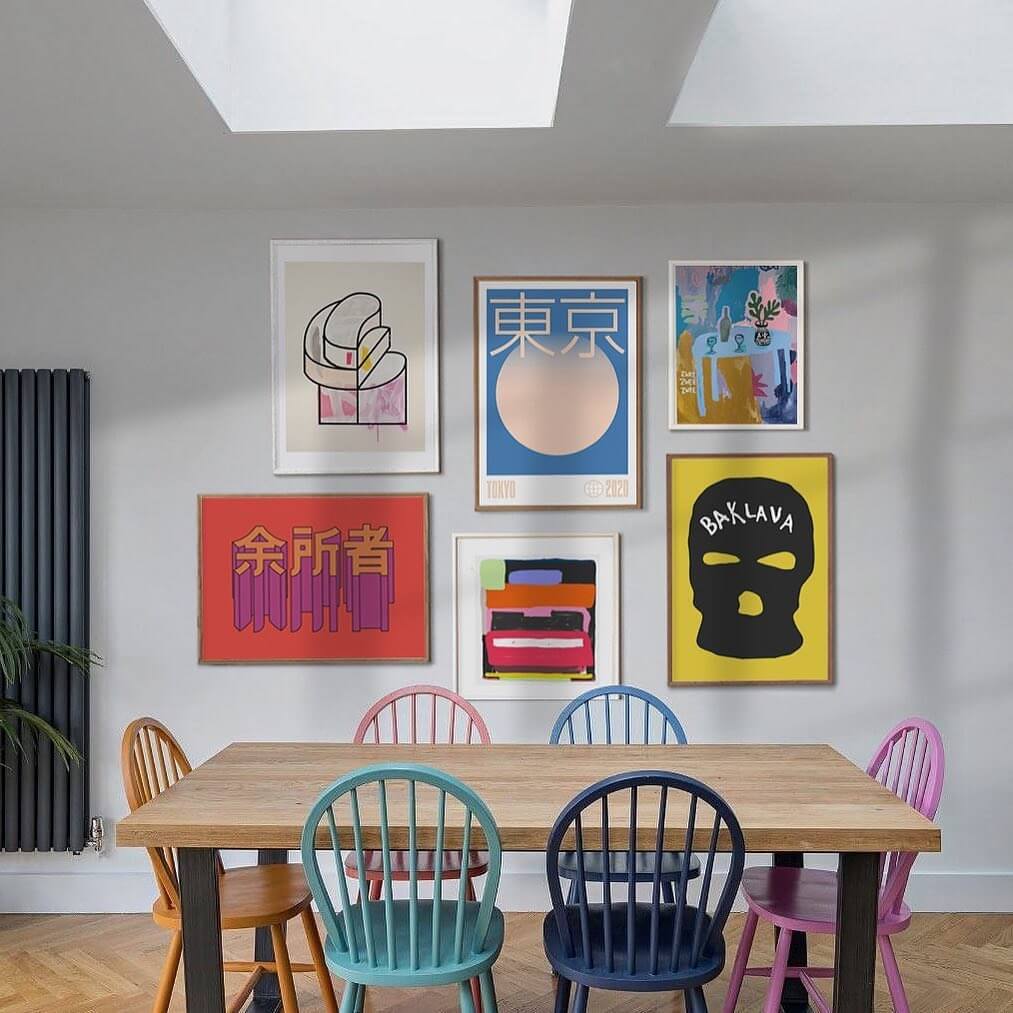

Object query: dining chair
[121,717,338,1013]
[722,717,945,1013]
[550,686,697,905]
[349,686,491,903]
[301,761,505,1013]
[549,685,689,747]
[544,769,745,1013]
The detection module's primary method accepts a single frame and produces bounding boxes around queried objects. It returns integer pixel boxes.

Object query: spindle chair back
[544,770,744,1009]
[302,763,505,1011]
[549,686,688,746]
[121,717,223,912]
[355,685,491,746]
[866,717,944,917]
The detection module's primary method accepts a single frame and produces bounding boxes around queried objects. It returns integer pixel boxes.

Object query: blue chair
[550,686,696,904]
[543,770,745,1013]
[301,762,504,1013]
[550,686,689,747]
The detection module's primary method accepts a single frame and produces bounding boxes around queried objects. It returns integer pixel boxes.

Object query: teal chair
[301,762,504,1013]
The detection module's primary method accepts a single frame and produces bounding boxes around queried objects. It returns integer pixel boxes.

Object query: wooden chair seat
[152,863,314,931]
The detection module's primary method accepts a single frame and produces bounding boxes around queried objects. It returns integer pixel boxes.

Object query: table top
[115,743,941,854]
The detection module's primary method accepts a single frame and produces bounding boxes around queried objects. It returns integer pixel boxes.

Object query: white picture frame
[453,532,621,701]
[668,260,805,430]
[272,239,439,473]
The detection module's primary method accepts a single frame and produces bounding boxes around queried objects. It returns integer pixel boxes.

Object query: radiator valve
[85,815,105,854]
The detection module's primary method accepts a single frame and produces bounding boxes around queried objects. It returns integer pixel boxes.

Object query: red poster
[199,494,428,662]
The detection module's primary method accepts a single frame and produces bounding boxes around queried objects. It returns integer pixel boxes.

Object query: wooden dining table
[116,742,940,1013]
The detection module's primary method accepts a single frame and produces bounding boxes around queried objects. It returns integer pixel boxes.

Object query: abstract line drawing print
[303,292,408,427]
[480,557,597,683]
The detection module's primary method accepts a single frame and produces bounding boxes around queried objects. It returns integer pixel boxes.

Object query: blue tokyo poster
[475,277,641,508]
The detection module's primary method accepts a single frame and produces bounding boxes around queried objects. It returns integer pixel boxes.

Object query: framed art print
[668,454,832,685]
[475,277,641,509]
[272,239,439,473]
[453,532,620,700]
[669,261,804,429]
[199,493,429,663]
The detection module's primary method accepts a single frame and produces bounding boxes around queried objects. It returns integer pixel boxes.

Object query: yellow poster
[668,454,833,685]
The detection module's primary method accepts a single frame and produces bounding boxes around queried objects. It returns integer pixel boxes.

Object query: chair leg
[270,923,301,1013]
[662,879,675,904]
[339,982,360,1013]
[763,927,793,1013]
[553,976,572,1013]
[879,935,911,1013]
[479,970,500,1013]
[458,980,477,1013]
[469,974,483,1013]
[301,909,339,1013]
[368,878,382,901]
[722,908,759,1013]
[686,987,709,1013]
[153,931,182,1013]
[573,984,589,1013]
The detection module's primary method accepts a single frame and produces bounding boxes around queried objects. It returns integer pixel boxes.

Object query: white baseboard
[2,869,1012,915]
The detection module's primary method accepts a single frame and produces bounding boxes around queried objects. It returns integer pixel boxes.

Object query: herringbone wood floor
[0,911,1010,1012]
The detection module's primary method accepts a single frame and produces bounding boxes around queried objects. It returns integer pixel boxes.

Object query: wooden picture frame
[474,276,642,510]
[667,453,833,686]
[198,493,430,663]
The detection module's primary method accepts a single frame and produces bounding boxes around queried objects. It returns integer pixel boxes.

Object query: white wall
[0,203,1010,913]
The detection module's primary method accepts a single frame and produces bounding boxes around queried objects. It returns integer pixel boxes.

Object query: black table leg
[773,852,811,1013]
[833,852,878,1013]
[250,849,289,1013]
[178,847,226,1013]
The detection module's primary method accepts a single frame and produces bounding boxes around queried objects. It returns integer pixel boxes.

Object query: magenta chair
[723,718,944,1013]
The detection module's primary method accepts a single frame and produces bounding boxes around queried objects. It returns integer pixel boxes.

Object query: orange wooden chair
[121,717,339,1013]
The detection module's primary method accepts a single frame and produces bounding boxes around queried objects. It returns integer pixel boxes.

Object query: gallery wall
[0,202,1010,912]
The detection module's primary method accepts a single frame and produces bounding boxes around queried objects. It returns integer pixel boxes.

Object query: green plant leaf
[0,597,98,766]
[0,699,81,768]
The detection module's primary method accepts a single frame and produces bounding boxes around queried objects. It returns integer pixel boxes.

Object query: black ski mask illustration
[688,476,814,659]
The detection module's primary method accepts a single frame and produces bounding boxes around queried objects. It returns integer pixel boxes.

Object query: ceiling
[2,0,1013,209]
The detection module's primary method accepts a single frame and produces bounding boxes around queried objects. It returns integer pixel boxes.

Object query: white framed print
[453,532,620,701]
[474,276,641,509]
[272,239,439,473]
[668,261,805,430]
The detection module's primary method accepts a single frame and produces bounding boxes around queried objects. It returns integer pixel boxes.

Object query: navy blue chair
[543,770,745,1013]
[550,687,697,905]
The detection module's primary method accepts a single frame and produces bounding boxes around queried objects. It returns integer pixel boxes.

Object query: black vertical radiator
[0,369,90,853]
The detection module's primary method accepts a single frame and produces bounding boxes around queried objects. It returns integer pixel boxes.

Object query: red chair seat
[345,849,489,881]
[740,866,911,936]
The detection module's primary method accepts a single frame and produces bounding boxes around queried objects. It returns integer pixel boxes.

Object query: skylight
[671,0,1013,126]
[146,0,573,131]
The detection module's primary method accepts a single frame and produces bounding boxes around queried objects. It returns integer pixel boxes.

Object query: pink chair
[346,685,492,901]
[723,718,944,1013]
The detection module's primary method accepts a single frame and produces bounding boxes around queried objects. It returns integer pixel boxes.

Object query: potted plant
[0,597,100,767]
[745,290,781,347]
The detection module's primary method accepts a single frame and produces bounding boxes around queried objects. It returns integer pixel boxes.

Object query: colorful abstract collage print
[481,556,597,683]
